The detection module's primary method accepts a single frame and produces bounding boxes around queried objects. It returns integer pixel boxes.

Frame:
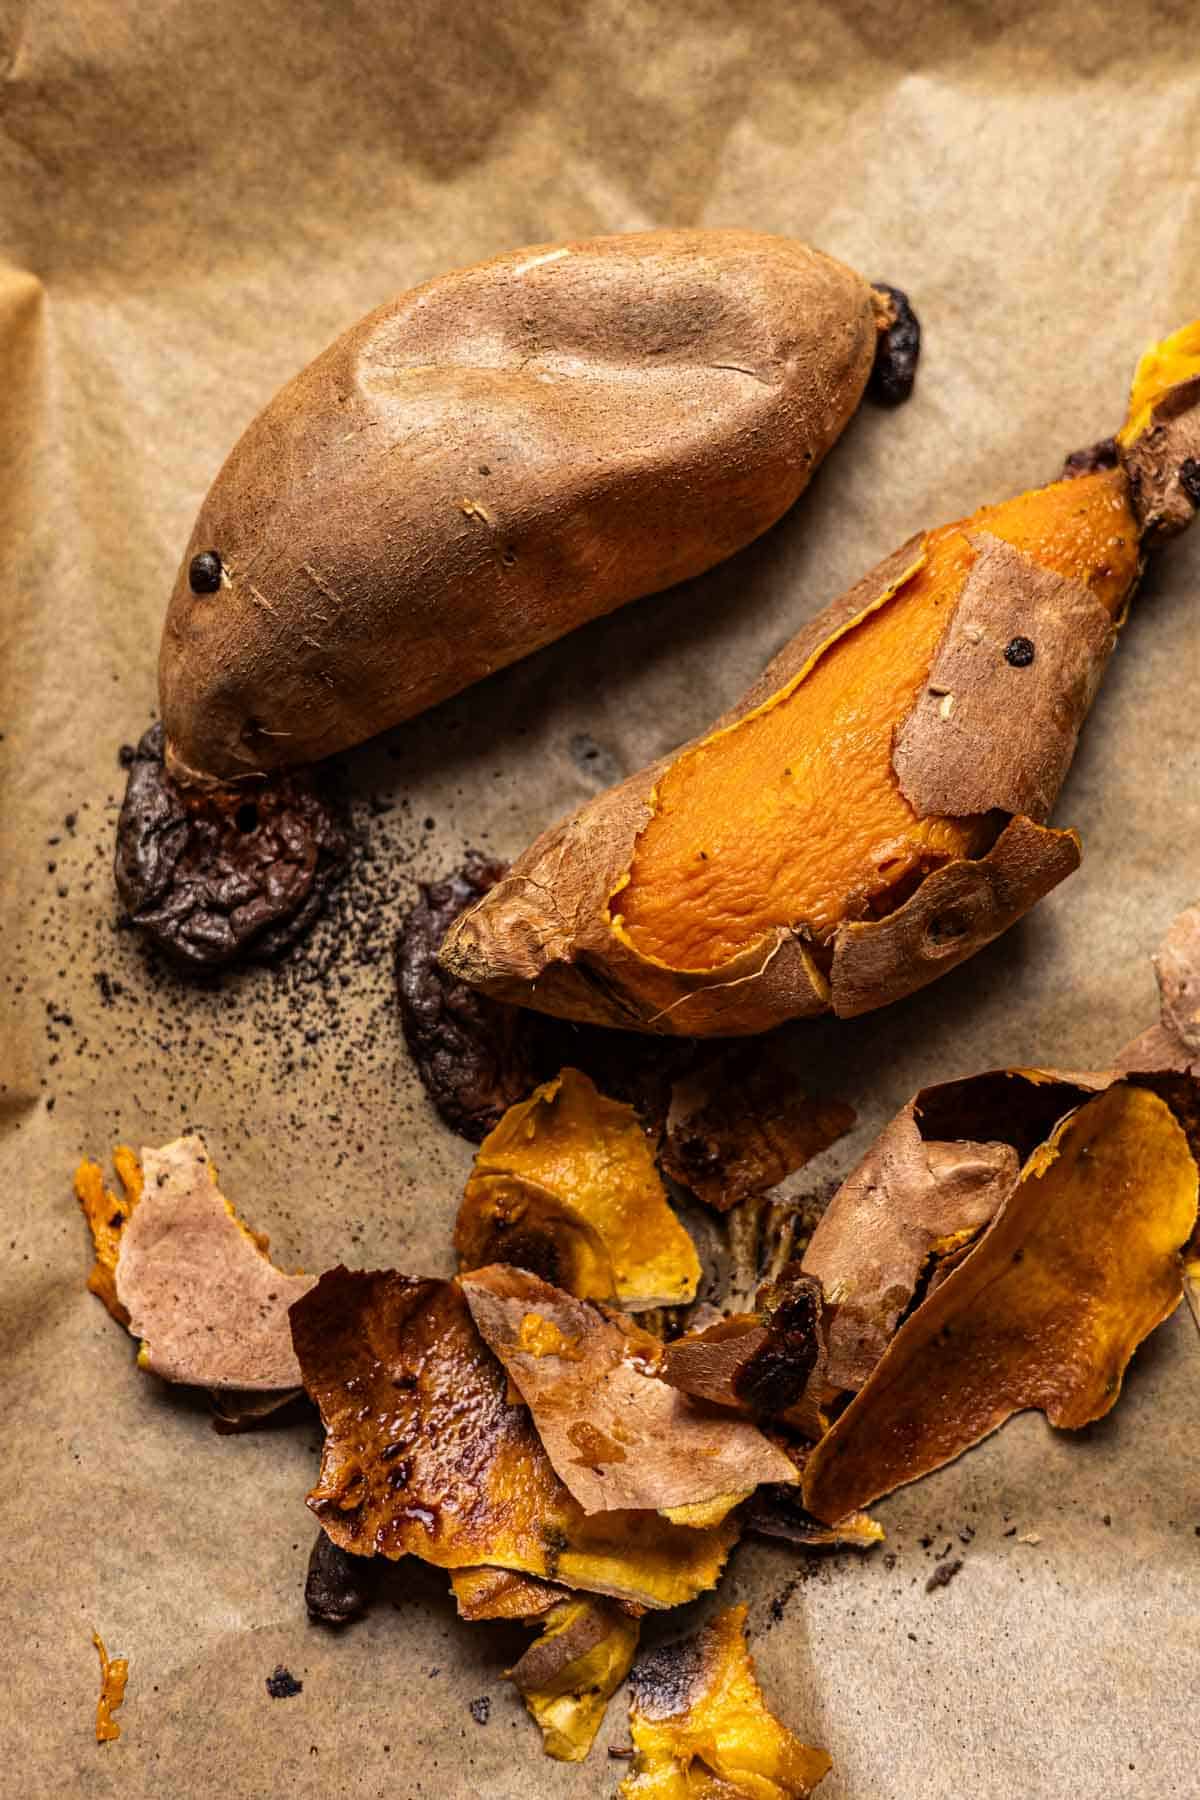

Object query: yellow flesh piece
[1119,319,1200,443]
[515,1599,640,1762]
[620,1606,830,1799]
[457,1069,701,1310]
[615,469,1138,972]
[91,1632,129,1743]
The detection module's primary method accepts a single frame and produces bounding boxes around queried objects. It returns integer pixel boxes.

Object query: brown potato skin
[159,230,881,783]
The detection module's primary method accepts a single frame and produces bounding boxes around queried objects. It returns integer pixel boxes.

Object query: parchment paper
[2,3,1198,1796]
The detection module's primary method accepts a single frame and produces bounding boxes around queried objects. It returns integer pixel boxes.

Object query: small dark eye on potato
[189,550,223,594]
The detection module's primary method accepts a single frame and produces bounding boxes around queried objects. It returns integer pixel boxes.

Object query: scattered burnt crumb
[925,1558,964,1593]
[266,1665,303,1698]
[305,1531,379,1625]
[1062,436,1119,479]
[395,851,542,1141]
[1003,1527,1017,1538]
[918,1534,933,1549]
[1179,457,1200,507]
[468,1696,491,1725]
[869,283,920,405]
[396,852,697,1143]
[567,732,623,789]
[767,1573,804,1625]
[883,1552,897,1571]
[1005,635,1036,669]
[959,1525,975,1544]
[115,724,348,969]
[1102,1515,1112,1526]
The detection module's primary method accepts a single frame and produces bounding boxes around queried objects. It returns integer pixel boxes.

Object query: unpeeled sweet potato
[159,231,912,786]
[442,322,1200,1036]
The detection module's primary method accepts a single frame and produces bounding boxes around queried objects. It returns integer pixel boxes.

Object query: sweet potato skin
[159,230,883,784]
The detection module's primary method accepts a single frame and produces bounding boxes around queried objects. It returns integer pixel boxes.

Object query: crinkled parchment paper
[2,2,1198,1794]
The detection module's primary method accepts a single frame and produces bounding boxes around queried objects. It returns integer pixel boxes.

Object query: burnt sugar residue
[115,724,348,969]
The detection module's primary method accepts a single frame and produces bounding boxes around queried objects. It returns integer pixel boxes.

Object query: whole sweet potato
[441,323,1200,1036]
[160,231,913,786]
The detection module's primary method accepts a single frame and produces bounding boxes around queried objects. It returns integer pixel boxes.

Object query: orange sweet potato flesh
[617,470,1138,971]
[76,1148,144,1325]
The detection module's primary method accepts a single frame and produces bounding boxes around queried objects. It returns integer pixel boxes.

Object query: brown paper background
[2,3,1198,1794]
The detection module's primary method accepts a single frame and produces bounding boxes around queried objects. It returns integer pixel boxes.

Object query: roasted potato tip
[508,1596,640,1762]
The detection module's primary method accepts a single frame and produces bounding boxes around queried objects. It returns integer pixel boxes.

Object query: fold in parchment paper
[2,3,1198,1796]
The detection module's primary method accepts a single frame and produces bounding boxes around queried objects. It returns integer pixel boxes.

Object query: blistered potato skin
[159,230,880,783]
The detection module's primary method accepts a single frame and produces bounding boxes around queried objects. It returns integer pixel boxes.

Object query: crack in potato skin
[616,468,1138,973]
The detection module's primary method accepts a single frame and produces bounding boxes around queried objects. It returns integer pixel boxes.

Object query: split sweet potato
[443,322,1200,1035]
[158,231,914,787]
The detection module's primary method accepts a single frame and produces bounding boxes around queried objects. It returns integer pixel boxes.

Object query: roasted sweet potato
[443,322,1200,1035]
[158,231,914,787]
[460,1265,798,1517]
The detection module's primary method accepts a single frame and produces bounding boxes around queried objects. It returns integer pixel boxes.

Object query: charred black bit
[398,852,698,1142]
[266,1665,303,1698]
[628,1635,705,1721]
[1180,457,1200,507]
[396,851,543,1141]
[1005,635,1036,669]
[305,1530,379,1625]
[925,1557,964,1592]
[114,724,348,969]
[188,550,223,593]
[868,283,920,406]
[733,1265,823,1414]
[468,1696,491,1725]
[1062,436,1119,479]
[745,1487,833,1546]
